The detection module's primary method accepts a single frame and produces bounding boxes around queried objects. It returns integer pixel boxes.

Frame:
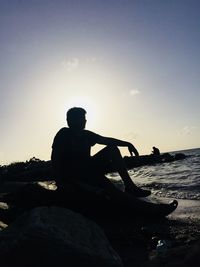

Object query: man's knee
[106,145,121,155]
[93,145,121,162]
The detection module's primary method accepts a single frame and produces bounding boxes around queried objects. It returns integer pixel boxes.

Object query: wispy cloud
[179,126,196,136]
[85,57,97,63]
[129,89,141,96]
[61,57,97,72]
[61,58,80,71]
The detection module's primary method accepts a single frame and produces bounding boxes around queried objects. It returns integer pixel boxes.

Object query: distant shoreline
[1,147,200,167]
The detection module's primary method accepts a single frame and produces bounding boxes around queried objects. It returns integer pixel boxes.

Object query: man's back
[51,127,100,185]
[52,127,100,160]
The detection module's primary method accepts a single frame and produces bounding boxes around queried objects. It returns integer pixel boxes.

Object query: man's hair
[66,107,86,126]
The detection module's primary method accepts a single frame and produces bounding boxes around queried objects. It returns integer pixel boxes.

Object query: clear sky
[0,0,200,165]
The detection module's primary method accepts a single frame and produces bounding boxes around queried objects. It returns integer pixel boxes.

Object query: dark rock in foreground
[0,206,123,267]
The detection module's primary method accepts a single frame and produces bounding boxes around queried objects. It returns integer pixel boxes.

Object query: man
[51,107,150,197]
[152,146,160,156]
[51,107,178,216]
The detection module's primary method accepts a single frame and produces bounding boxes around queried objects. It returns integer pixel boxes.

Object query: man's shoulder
[53,127,70,141]
[52,127,71,148]
[56,127,70,135]
[84,129,98,136]
[83,130,101,144]
[84,129,94,134]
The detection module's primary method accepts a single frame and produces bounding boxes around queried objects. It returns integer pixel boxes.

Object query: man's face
[69,114,86,130]
[77,115,86,130]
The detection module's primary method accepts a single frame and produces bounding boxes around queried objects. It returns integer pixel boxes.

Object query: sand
[168,198,200,219]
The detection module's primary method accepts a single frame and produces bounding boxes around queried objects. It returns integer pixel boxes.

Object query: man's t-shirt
[51,127,100,182]
[52,127,100,160]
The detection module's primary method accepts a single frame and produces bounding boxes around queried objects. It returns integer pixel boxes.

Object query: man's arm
[95,135,139,156]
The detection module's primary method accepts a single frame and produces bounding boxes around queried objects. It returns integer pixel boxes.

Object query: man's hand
[128,143,139,157]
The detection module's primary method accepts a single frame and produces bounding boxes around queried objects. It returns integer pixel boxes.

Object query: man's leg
[102,182,178,217]
[93,146,151,197]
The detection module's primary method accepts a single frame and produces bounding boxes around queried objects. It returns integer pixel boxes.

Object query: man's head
[66,107,86,130]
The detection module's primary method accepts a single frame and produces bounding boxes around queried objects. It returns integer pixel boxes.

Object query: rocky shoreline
[0,181,200,266]
[0,158,200,266]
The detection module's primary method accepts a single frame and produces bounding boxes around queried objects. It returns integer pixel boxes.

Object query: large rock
[0,206,123,267]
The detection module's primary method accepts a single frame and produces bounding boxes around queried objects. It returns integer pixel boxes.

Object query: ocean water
[108,148,200,200]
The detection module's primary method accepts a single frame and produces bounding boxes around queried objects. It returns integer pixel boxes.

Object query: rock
[168,240,200,267]
[174,153,186,160]
[0,206,123,267]
[148,239,200,267]
[181,240,200,266]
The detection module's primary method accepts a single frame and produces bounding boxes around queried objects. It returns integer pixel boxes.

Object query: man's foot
[125,186,151,197]
[156,200,178,217]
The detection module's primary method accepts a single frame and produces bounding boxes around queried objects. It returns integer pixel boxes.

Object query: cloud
[179,126,196,136]
[129,89,141,96]
[61,57,97,72]
[61,58,80,71]
[85,57,97,63]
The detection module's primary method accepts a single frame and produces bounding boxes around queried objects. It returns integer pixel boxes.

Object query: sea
[108,148,200,201]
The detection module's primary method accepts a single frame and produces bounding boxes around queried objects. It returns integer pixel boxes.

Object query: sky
[0,0,200,165]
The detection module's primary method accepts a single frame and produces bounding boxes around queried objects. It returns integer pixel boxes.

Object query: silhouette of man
[51,107,150,197]
[152,146,160,156]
